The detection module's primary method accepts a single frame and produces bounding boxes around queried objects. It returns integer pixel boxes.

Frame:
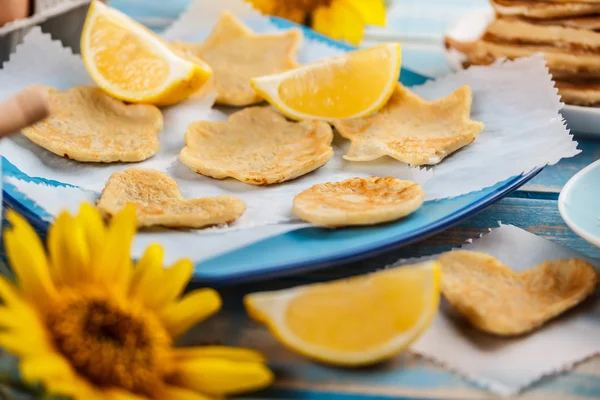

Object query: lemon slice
[81,1,212,106]
[244,261,440,367]
[250,43,401,121]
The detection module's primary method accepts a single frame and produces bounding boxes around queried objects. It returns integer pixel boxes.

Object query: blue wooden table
[4,1,600,399]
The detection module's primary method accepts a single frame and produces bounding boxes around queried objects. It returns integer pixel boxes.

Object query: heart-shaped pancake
[98,168,246,229]
[439,250,598,336]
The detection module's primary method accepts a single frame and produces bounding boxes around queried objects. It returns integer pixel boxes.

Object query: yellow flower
[247,0,386,45]
[0,204,273,399]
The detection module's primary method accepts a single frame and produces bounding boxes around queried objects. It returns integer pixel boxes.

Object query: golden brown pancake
[491,0,600,19]
[172,12,301,107]
[527,15,600,31]
[97,168,246,228]
[21,86,162,163]
[439,250,598,336]
[333,84,484,167]
[555,80,600,105]
[179,107,333,185]
[292,177,425,227]
[445,38,600,75]
[484,17,600,51]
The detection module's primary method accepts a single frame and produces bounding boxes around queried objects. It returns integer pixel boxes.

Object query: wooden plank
[254,197,600,285]
[178,290,600,400]
[519,138,600,194]
[205,197,600,399]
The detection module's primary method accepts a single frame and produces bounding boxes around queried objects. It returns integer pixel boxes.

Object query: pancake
[179,107,334,185]
[292,177,425,227]
[97,168,246,228]
[529,15,600,31]
[445,37,600,75]
[555,80,600,105]
[172,12,301,107]
[333,84,484,166]
[491,0,600,19]
[21,86,162,163]
[484,17,600,51]
[439,250,598,336]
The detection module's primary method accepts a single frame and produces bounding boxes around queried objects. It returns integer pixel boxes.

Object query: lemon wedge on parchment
[251,43,402,122]
[81,1,212,106]
[244,260,440,367]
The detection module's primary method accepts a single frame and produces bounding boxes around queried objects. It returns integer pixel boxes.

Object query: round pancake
[179,107,334,185]
[21,86,162,163]
[97,168,246,229]
[439,250,598,336]
[293,177,424,227]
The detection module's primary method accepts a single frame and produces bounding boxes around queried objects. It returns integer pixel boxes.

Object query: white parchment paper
[407,224,600,396]
[0,0,580,262]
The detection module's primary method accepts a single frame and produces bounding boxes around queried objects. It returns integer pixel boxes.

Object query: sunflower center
[47,293,171,395]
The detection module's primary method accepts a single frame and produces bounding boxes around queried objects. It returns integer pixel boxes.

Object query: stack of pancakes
[445,0,600,106]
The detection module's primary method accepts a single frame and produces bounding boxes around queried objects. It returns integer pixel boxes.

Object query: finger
[0,85,51,139]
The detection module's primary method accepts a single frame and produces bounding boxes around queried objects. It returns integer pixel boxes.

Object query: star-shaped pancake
[172,12,301,106]
[333,84,484,166]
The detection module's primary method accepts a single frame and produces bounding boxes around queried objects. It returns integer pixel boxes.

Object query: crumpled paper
[0,0,579,262]
[406,224,600,396]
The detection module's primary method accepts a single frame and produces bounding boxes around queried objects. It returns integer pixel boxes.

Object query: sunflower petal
[0,275,22,307]
[172,346,266,363]
[5,211,56,305]
[159,289,221,338]
[24,356,103,400]
[104,388,148,400]
[129,243,164,299]
[65,213,91,283]
[313,1,365,45]
[47,212,71,285]
[0,317,55,356]
[0,307,19,328]
[48,211,93,286]
[157,385,214,400]
[95,204,137,294]
[19,353,75,385]
[146,259,193,310]
[0,333,33,355]
[77,203,106,265]
[171,358,273,396]
[342,0,386,26]
[0,304,44,333]
[130,249,194,310]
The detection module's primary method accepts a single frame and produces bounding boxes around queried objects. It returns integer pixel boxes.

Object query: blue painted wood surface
[2,1,600,399]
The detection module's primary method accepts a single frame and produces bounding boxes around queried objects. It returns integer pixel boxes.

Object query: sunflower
[0,204,273,399]
[247,0,386,45]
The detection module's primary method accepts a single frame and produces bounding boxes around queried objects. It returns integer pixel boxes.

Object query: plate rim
[558,159,600,248]
[1,16,545,285]
[2,167,543,285]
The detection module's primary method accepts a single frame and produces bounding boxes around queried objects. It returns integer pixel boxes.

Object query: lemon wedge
[250,43,401,121]
[81,1,212,106]
[244,261,440,367]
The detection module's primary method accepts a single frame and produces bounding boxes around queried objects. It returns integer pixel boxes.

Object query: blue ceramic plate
[2,18,543,285]
[559,160,600,248]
